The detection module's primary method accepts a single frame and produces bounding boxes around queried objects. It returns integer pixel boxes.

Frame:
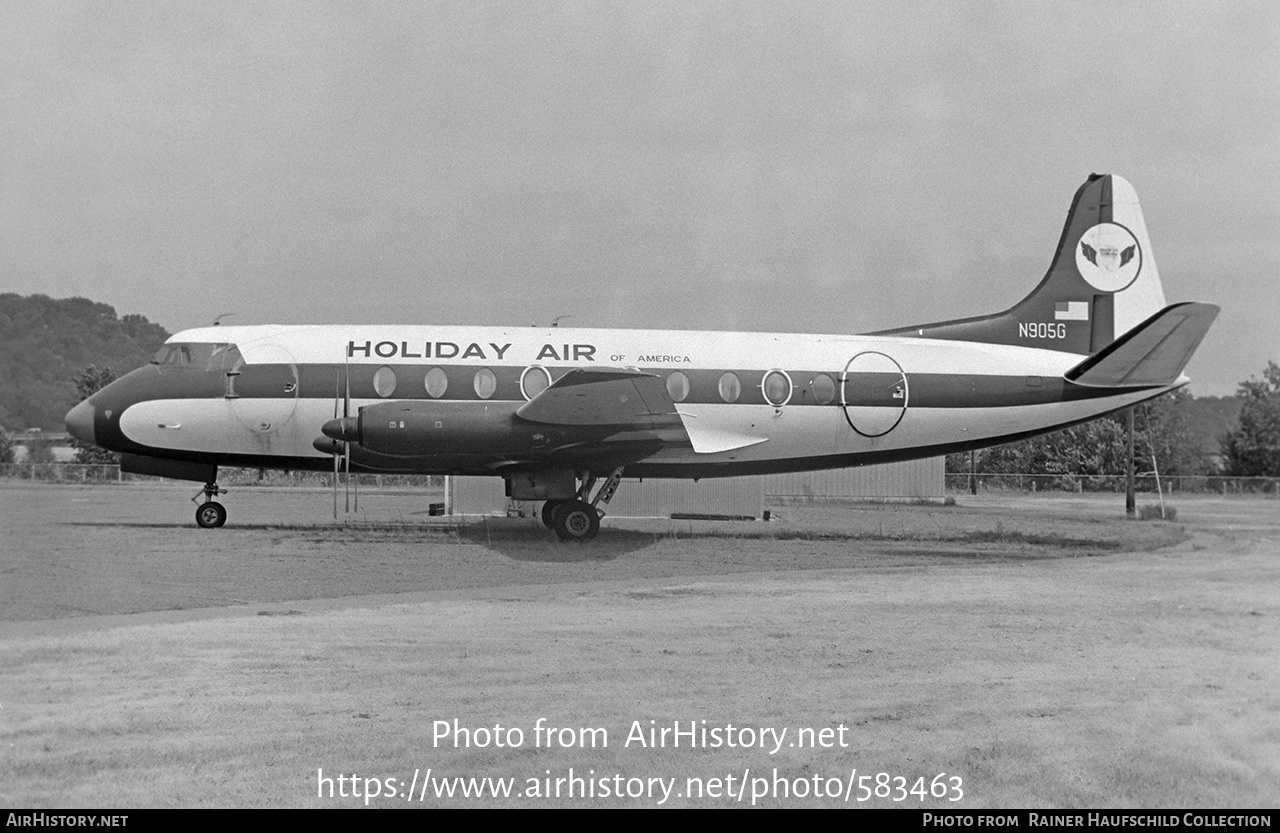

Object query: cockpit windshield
[151,343,241,371]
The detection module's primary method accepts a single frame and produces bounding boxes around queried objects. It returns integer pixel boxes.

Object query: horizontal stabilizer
[677,408,769,454]
[515,368,680,426]
[1065,302,1220,388]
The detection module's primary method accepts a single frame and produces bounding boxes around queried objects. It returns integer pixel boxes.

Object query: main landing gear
[541,499,601,542]
[193,481,228,528]
[540,467,624,543]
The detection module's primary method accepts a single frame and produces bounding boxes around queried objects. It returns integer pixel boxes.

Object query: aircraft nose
[65,399,96,445]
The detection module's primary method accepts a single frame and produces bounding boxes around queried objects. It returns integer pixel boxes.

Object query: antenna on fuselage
[551,315,573,328]
[213,313,236,326]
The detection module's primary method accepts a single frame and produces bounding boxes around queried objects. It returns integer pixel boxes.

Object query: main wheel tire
[541,500,561,529]
[552,500,600,543]
[196,501,227,529]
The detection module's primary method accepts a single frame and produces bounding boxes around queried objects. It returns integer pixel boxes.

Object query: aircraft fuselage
[72,322,1172,480]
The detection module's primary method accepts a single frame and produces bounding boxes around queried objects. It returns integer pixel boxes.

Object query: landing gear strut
[544,466,625,543]
[193,481,228,528]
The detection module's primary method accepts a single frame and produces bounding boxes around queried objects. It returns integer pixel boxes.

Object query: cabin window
[374,366,397,398]
[520,366,552,400]
[473,368,497,399]
[424,367,448,398]
[718,372,741,403]
[811,373,836,405]
[762,370,792,407]
[666,371,690,403]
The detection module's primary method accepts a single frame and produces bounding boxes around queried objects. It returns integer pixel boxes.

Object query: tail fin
[873,174,1170,354]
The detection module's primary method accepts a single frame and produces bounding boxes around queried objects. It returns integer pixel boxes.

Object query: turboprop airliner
[66,174,1217,541]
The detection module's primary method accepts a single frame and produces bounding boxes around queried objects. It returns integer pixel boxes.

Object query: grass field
[1,483,1276,807]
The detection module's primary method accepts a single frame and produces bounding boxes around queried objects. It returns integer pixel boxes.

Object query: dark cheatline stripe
[110,362,1139,411]
[299,364,1130,408]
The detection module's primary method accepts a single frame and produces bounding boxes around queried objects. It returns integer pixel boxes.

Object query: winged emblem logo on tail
[1075,223,1142,292]
[1080,241,1137,270]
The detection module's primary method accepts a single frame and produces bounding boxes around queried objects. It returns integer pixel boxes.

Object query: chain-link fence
[4,463,1275,495]
[1,463,123,482]
[0,463,443,488]
[945,472,1279,494]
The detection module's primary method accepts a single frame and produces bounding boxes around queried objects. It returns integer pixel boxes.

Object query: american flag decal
[1054,301,1089,321]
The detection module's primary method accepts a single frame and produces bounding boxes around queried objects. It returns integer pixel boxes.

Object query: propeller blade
[333,369,340,519]
[344,355,351,513]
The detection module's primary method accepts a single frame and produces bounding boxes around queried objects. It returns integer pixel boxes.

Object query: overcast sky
[2,1,1276,395]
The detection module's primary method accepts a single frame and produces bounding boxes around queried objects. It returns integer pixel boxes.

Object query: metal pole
[1152,453,1165,518]
[1126,407,1136,517]
[969,449,977,495]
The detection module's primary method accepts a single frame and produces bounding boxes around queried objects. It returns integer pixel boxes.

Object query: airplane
[65,173,1218,542]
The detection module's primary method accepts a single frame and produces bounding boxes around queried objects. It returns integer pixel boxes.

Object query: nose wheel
[196,500,227,528]
[192,482,228,528]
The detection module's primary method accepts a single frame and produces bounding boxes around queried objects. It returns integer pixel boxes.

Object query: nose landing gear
[192,481,228,528]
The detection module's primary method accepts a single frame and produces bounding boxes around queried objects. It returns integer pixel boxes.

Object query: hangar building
[447,457,943,519]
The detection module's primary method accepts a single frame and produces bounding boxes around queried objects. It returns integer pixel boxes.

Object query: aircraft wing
[515,368,681,427]
[1065,302,1220,388]
[516,368,768,454]
[673,407,770,453]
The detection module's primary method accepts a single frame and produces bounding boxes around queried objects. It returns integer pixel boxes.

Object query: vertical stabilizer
[872,174,1168,355]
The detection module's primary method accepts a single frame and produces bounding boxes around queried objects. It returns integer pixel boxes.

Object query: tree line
[947,364,1280,479]
[0,293,169,431]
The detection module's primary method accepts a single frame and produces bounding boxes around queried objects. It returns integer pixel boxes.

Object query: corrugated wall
[446,458,943,518]
[446,475,763,518]
[763,457,944,499]
[446,475,508,516]
[605,476,763,518]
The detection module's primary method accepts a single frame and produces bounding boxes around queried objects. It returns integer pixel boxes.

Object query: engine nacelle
[345,401,532,457]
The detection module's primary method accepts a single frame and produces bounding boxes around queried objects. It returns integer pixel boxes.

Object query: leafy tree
[1135,387,1218,477]
[26,435,56,464]
[71,365,119,464]
[0,294,168,431]
[1220,361,1280,477]
[957,416,1129,484]
[0,429,13,464]
[949,387,1218,481]
[75,365,118,400]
